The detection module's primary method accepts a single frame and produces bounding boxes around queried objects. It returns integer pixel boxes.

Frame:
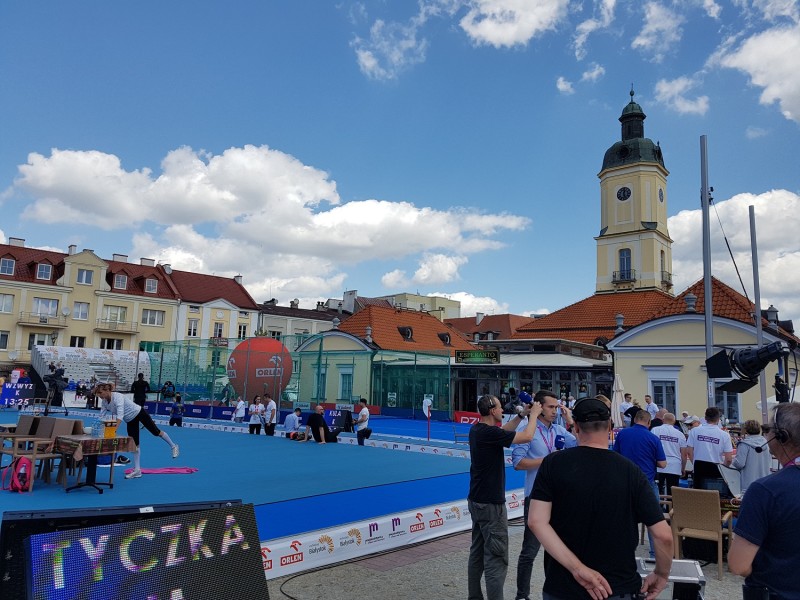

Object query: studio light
[705,341,789,393]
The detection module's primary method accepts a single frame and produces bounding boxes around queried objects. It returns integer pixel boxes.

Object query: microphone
[754,435,776,453]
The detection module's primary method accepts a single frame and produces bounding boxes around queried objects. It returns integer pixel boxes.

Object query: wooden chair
[670,487,732,579]
[0,417,57,492]
[35,419,83,484]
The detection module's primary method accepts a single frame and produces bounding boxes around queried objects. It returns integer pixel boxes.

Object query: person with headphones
[729,403,800,599]
[467,394,539,600]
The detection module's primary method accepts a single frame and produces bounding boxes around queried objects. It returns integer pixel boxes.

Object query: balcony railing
[661,270,673,285]
[17,312,67,327]
[94,319,139,333]
[612,269,637,283]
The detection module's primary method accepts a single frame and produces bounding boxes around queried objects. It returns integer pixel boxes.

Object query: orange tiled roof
[445,314,532,340]
[339,305,473,355]
[105,261,180,300]
[512,290,674,345]
[0,245,67,286]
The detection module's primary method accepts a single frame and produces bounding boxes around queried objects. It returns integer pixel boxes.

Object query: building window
[73,302,89,320]
[69,336,86,348]
[651,380,677,414]
[237,324,247,339]
[619,249,632,280]
[211,350,222,368]
[314,365,327,400]
[715,388,740,423]
[104,305,127,322]
[0,330,8,350]
[77,269,93,285]
[28,333,49,350]
[0,257,15,275]
[140,341,162,352]
[36,264,52,280]
[189,305,200,313]
[268,330,282,340]
[145,278,158,293]
[338,366,354,401]
[187,319,198,337]
[33,297,58,316]
[142,309,165,326]
[239,311,248,319]
[213,322,224,338]
[644,366,681,416]
[0,294,13,313]
[114,274,128,289]
[100,338,123,350]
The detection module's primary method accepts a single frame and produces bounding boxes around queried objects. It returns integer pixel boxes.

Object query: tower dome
[601,89,665,172]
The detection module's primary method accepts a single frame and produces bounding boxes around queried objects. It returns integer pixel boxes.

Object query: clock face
[616,187,632,201]
[659,188,664,202]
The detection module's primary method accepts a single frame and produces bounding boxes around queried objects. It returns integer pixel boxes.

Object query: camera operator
[729,403,800,599]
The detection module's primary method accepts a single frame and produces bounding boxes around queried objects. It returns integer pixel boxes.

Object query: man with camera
[467,394,539,600]
[529,397,672,600]
[729,403,800,599]
[511,390,576,600]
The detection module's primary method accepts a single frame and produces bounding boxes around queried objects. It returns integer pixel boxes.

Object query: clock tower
[595,90,673,295]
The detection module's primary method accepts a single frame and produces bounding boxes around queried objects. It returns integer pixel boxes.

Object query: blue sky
[1,1,799,321]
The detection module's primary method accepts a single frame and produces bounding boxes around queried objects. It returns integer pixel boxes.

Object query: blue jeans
[646,479,659,558]
[468,500,509,600]
[515,495,542,599]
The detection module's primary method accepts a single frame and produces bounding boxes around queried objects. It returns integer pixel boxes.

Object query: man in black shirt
[303,404,341,444]
[130,373,151,408]
[467,395,539,600]
[530,397,673,600]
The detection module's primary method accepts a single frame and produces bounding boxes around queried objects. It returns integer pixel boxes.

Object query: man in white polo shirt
[651,413,687,496]
[687,406,734,489]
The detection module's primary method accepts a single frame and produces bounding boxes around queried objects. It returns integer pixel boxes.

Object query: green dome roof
[601,89,665,172]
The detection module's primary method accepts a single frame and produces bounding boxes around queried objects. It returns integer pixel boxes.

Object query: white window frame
[338,365,354,400]
[104,305,127,322]
[36,264,52,280]
[0,330,8,350]
[114,274,128,289]
[33,297,58,316]
[268,330,282,340]
[69,336,86,348]
[189,305,200,313]
[314,365,327,400]
[145,278,158,293]
[100,338,123,350]
[141,309,165,326]
[643,366,681,414]
[28,332,49,349]
[187,319,198,337]
[0,258,14,275]
[213,322,224,338]
[0,294,13,313]
[77,268,93,284]
[73,302,90,320]
[237,324,247,339]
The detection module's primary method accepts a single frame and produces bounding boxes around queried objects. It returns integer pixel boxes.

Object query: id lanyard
[537,422,555,454]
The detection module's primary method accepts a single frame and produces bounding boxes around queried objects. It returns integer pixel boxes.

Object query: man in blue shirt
[511,390,577,600]
[613,409,666,558]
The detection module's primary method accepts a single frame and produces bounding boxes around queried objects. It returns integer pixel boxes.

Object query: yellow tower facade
[595,91,674,295]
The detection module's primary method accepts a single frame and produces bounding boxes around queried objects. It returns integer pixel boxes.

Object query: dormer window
[145,278,158,293]
[0,257,15,275]
[397,326,413,341]
[36,264,52,280]
[77,269,93,284]
[114,274,128,289]
[474,333,480,342]
[437,332,452,346]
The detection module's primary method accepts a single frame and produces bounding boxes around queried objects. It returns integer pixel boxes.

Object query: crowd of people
[468,391,797,599]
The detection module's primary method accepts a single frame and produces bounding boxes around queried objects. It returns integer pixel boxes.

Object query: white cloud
[752,0,799,21]
[522,308,551,317]
[412,254,468,284]
[745,126,769,139]
[573,0,617,60]
[556,76,575,94]
[702,0,722,19]
[10,146,530,306]
[352,18,429,80]
[654,77,710,115]
[717,24,800,124]
[581,63,606,82]
[669,189,800,319]
[431,291,510,316]
[632,2,685,62]
[381,269,408,289]
[459,0,571,48]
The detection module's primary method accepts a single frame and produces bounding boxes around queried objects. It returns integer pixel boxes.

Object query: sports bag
[2,456,33,492]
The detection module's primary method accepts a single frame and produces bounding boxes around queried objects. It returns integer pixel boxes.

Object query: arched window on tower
[615,248,633,282]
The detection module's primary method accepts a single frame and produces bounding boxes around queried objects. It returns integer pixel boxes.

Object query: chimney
[614,313,625,335]
[337,302,342,315]
[476,312,485,325]
[112,253,128,262]
[684,293,697,313]
[140,258,155,266]
[9,237,25,247]
[765,305,779,327]
[365,326,373,343]
[68,244,77,255]
[317,301,326,311]
[234,274,242,284]
[332,317,341,329]
[290,299,299,309]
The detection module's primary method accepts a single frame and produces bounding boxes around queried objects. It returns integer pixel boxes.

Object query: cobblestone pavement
[269,519,742,600]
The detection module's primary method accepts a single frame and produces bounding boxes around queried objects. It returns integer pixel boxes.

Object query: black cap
[573,398,611,423]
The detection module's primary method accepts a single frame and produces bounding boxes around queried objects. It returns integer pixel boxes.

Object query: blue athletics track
[0,409,523,546]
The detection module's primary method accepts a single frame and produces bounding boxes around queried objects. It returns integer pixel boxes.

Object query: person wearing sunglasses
[467,394,539,600]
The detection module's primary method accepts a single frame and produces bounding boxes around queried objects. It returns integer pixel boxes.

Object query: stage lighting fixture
[705,341,789,392]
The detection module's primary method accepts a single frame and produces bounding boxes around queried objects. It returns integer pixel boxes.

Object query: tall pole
[749,207,770,424]
[701,135,715,408]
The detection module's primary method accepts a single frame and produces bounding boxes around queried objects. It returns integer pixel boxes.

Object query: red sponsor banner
[455,411,480,424]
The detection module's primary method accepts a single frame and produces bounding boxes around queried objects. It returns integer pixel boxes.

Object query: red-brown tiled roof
[0,245,66,286]
[167,269,259,309]
[354,296,394,311]
[445,314,532,340]
[339,305,473,355]
[512,290,675,345]
[105,261,180,300]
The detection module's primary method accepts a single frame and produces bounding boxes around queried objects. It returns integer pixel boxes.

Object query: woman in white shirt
[248,395,265,435]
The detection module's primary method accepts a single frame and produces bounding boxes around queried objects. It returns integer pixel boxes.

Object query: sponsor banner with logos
[454,411,480,424]
[260,490,524,579]
[336,436,471,460]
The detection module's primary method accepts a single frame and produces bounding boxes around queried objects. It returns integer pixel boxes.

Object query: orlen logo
[261,546,272,571]
[429,509,443,528]
[319,535,334,553]
[508,493,520,510]
[280,541,303,566]
[410,512,426,533]
[368,523,379,537]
